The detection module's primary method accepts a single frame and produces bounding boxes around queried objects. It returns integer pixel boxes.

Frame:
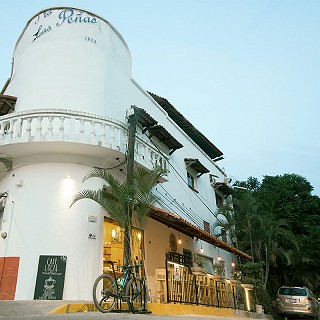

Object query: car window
[279,288,307,296]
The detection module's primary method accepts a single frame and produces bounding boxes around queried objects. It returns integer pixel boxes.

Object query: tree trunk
[263,243,269,291]
[123,107,138,267]
[123,220,132,267]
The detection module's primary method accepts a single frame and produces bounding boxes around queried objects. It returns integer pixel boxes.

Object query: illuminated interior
[103,217,144,273]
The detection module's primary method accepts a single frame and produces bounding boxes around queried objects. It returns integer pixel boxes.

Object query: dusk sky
[1,0,319,195]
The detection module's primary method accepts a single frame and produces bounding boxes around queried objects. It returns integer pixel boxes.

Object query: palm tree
[213,198,238,248]
[233,192,259,262]
[258,214,298,290]
[70,165,165,266]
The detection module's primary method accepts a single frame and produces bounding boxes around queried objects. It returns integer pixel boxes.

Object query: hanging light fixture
[178,233,182,244]
[200,241,204,253]
[217,247,221,261]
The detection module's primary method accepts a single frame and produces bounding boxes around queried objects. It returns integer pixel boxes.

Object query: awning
[148,125,183,155]
[184,158,209,177]
[148,205,252,260]
[0,94,16,115]
[133,106,158,130]
[148,92,223,160]
[132,106,183,155]
[215,182,233,196]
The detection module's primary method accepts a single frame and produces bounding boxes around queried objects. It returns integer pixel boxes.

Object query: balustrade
[0,109,168,171]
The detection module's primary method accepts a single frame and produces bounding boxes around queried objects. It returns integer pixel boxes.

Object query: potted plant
[191,255,208,275]
[212,263,225,279]
[232,269,242,280]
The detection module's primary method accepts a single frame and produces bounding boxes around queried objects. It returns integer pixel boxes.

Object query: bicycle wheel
[93,274,117,312]
[125,278,147,313]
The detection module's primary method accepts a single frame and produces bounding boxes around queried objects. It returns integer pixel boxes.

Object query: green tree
[213,198,237,246]
[233,191,259,262]
[70,165,165,266]
[257,212,298,290]
[257,173,320,292]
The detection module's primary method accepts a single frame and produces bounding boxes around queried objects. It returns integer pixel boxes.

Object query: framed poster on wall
[33,255,67,300]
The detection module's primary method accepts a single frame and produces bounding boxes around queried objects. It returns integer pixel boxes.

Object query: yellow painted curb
[50,303,97,314]
[147,303,235,317]
[51,302,235,317]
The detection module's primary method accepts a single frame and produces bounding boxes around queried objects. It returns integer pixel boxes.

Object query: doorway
[103,217,144,273]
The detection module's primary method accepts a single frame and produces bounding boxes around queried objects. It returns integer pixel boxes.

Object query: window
[221,228,227,243]
[203,220,210,234]
[215,193,223,208]
[0,207,3,229]
[197,254,214,274]
[0,195,6,229]
[183,248,193,267]
[187,172,195,189]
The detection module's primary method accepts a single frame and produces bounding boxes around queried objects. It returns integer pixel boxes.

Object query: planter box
[191,267,208,276]
[211,274,225,281]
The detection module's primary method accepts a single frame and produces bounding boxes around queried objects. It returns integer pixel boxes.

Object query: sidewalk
[0,300,273,319]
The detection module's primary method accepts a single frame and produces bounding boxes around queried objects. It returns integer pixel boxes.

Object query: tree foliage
[70,165,165,266]
[229,173,320,312]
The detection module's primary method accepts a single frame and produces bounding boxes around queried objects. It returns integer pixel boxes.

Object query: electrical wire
[136,121,227,227]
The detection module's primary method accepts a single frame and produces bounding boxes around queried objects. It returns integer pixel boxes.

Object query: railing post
[47,116,54,139]
[90,120,97,144]
[99,123,106,146]
[58,117,65,141]
[34,116,43,140]
[25,118,32,141]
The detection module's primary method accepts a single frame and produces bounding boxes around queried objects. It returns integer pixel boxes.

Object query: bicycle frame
[93,260,147,313]
[107,260,141,298]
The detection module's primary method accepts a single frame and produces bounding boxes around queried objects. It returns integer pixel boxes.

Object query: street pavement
[0,313,246,320]
[0,301,272,320]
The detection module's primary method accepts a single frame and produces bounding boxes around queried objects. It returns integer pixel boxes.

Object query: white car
[276,286,319,319]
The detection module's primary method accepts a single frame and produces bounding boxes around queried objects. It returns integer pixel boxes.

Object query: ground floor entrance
[102,218,144,274]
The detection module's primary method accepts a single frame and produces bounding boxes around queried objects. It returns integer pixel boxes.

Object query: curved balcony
[0,109,168,171]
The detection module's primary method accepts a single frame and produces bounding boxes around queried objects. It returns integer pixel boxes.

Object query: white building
[0,7,250,302]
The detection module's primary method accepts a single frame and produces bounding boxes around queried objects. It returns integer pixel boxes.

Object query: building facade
[0,7,250,302]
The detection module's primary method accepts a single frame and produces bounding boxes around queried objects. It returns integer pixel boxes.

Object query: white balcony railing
[0,109,168,171]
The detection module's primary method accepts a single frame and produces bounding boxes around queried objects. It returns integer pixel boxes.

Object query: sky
[1,0,319,195]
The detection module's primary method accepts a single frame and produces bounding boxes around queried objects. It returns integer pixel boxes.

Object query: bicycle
[92,260,148,313]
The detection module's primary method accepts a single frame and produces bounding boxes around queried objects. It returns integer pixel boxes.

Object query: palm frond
[82,167,107,182]
[70,189,108,209]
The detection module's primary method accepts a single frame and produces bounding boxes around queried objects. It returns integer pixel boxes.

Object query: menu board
[34,255,67,300]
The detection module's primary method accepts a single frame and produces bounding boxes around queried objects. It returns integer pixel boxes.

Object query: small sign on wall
[88,233,96,240]
[34,255,67,300]
[88,215,97,223]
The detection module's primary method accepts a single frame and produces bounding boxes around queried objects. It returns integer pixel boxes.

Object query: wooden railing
[165,261,242,309]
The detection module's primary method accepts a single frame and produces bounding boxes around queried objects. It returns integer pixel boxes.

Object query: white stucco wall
[0,6,235,300]
[0,162,106,300]
[6,7,131,120]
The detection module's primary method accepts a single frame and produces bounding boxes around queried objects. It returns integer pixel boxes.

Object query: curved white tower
[7,7,132,118]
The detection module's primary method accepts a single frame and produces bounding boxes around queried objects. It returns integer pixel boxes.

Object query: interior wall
[143,218,194,302]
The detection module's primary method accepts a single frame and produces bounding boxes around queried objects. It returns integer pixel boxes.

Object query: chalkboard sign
[34,255,67,300]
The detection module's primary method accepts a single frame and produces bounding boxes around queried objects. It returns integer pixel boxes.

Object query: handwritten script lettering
[33,24,52,42]
[32,8,97,42]
[56,8,97,27]
[34,10,52,25]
